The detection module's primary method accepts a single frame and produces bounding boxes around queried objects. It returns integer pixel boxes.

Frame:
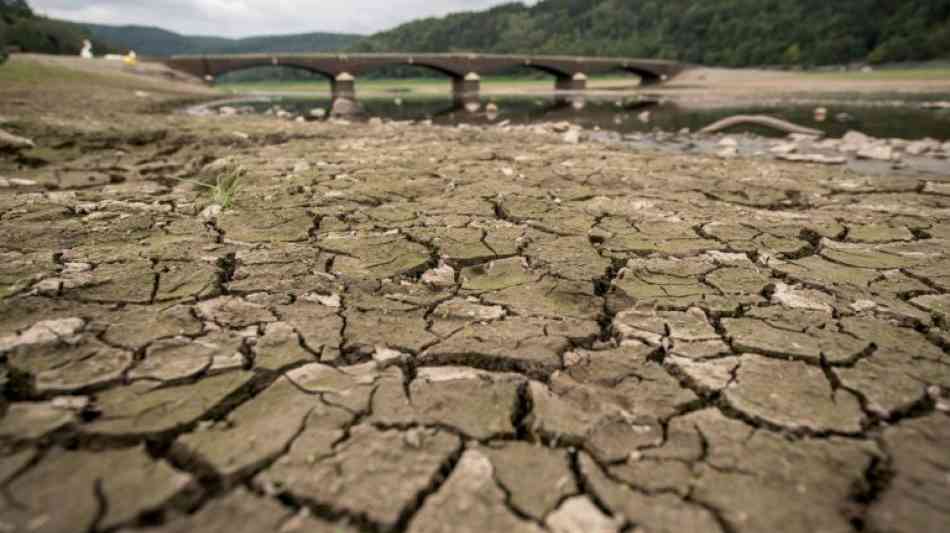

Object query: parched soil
[0,55,949,533]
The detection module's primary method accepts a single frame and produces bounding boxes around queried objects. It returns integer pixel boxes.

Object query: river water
[199,93,950,177]
[208,93,950,141]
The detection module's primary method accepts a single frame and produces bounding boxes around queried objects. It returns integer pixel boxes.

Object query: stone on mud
[421,263,456,288]
[770,282,834,312]
[0,127,35,151]
[546,496,622,533]
[0,317,85,353]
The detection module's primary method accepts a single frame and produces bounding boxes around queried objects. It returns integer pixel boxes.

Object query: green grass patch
[0,57,97,84]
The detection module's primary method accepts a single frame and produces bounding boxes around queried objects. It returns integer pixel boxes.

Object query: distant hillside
[1,0,114,57]
[8,0,950,70]
[1,1,360,59]
[354,0,950,67]
[81,23,362,56]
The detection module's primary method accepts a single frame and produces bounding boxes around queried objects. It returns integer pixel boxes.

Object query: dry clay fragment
[408,449,545,533]
[2,320,132,394]
[260,425,461,530]
[0,446,190,532]
[152,488,361,533]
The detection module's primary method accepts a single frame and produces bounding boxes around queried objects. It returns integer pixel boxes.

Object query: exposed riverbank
[1,54,948,533]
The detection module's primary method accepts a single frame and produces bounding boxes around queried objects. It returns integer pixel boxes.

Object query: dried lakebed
[1,116,949,533]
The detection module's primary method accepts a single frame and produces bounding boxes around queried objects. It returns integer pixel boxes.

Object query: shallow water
[211,94,950,141]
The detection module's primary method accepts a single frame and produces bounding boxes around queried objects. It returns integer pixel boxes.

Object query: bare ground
[0,54,949,533]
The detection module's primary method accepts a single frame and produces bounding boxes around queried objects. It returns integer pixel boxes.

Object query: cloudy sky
[30,0,524,37]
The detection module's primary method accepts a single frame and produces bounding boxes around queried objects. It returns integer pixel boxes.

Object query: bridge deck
[164,53,688,85]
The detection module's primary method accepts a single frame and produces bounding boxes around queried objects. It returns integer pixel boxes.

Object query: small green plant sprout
[209,172,242,209]
[173,157,245,210]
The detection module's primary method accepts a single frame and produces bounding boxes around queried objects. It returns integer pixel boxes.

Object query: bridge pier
[330,72,361,116]
[555,72,587,92]
[331,72,356,101]
[452,72,481,105]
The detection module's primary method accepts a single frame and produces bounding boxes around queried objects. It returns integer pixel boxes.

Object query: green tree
[353,0,950,68]
[782,44,802,66]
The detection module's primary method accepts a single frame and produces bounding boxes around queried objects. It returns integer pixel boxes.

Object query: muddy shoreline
[192,91,950,178]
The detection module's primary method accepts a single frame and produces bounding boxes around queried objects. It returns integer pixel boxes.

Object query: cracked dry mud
[1,111,950,533]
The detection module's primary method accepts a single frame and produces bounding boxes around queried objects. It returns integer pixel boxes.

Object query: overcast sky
[30,0,524,37]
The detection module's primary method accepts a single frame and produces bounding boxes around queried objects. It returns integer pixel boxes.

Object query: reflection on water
[213,94,950,140]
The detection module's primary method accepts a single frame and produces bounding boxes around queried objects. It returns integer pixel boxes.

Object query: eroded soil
[1,56,949,533]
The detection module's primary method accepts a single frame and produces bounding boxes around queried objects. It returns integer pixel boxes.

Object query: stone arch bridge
[164,53,687,102]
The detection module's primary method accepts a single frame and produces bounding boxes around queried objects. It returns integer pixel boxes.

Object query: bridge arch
[517,62,574,80]
[200,60,360,103]
[207,61,337,83]
[618,65,664,86]
[345,60,480,104]
[350,61,466,80]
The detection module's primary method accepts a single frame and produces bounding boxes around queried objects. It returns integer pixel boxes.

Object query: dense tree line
[82,24,361,57]
[1,0,114,58]
[354,0,950,67]
[0,1,358,60]
[4,0,950,72]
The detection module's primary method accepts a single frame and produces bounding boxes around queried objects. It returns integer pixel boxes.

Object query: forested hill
[353,0,950,67]
[81,24,362,56]
[1,0,360,57]
[1,0,115,56]
[5,0,950,66]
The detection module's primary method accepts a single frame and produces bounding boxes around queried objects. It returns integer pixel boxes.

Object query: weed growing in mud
[209,173,242,209]
[171,173,242,209]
